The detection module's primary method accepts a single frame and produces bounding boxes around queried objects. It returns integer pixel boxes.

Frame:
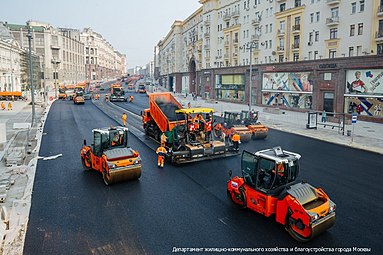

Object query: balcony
[204,20,210,26]
[233,52,239,58]
[215,55,222,59]
[326,16,339,26]
[277,29,285,37]
[233,39,239,45]
[375,31,383,42]
[277,46,285,52]
[204,32,210,38]
[326,0,340,5]
[251,18,261,26]
[232,10,240,18]
[50,44,60,50]
[251,34,260,41]
[378,5,383,16]
[223,13,231,21]
[224,54,229,59]
[292,24,301,33]
[204,44,210,49]
[291,43,300,50]
[224,41,230,46]
[276,0,286,2]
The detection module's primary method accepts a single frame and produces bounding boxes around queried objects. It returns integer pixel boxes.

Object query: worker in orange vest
[1,102,5,110]
[122,113,127,127]
[232,133,241,151]
[7,102,12,111]
[205,116,212,142]
[161,133,167,147]
[156,145,167,168]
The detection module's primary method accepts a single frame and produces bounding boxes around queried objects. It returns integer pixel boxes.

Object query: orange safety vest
[189,123,196,132]
[205,121,212,132]
[156,146,167,155]
[232,134,240,142]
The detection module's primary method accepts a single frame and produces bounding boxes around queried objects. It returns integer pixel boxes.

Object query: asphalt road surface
[23,97,383,255]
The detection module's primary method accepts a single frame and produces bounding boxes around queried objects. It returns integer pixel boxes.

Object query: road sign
[352,114,357,124]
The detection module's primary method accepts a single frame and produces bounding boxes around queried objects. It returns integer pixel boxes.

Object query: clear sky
[0,0,202,69]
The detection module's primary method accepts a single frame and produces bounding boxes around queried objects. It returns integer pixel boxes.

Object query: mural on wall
[345,69,383,117]
[262,72,313,109]
[263,72,313,92]
[344,97,383,117]
[345,69,383,95]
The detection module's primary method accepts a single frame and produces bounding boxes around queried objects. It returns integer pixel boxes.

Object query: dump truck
[227,147,336,242]
[142,92,238,164]
[80,126,141,185]
[0,91,22,100]
[58,85,67,99]
[110,84,127,102]
[241,110,268,139]
[214,111,252,142]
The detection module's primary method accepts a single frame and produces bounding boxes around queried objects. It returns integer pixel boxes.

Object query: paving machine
[241,110,268,139]
[214,111,252,142]
[227,147,336,242]
[110,84,127,102]
[142,92,238,164]
[73,91,85,104]
[80,126,142,185]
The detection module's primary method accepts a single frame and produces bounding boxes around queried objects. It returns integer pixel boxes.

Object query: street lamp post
[244,41,258,112]
[27,24,36,127]
[52,59,60,98]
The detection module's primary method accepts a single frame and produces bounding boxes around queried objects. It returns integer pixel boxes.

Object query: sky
[0,0,202,69]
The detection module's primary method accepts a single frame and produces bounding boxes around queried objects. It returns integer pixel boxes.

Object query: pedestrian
[156,145,167,168]
[1,102,5,110]
[7,102,12,111]
[321,110,327,123]
[187,102,191,108]
[232,133,241,152]
[121,113,127,127]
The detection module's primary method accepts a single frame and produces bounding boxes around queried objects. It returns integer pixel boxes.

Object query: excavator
[227,147,336,242]
[80,126,142,185]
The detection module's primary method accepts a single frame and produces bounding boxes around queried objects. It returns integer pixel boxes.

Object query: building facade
[80,28,124,81]
[6,21,86,90]
[155,0,383,121]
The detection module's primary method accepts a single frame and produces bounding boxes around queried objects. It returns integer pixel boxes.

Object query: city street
[23,95,382,254]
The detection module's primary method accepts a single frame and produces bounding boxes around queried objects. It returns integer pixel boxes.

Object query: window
[280,3,286,12]
[310,13,314,23]
[279,55,284,62]
[315,31,319,41]
[293,53,299,61]
[349,47,354,57]
[308,51,312,59]
[350,24,355,36]
[265,24,269,33]
[314,50,318,60]
[280,21,285,32]
[329,49,336,58]
[309,32,313,42]
[295,0,301,7]
[330,28,338,39]
[269,40,272,48]
[316,12,320,22]
[270,24,272,32]
[351,2,356,14]
[358,23,363,35]
[331,7,339,18]
[359,0,365,12]
[357,45,362,56]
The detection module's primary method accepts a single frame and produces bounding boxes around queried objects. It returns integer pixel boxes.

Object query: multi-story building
[80,28,124,81]
[155,0,383,121]
[5,21,85,90]
[0,22,22,92]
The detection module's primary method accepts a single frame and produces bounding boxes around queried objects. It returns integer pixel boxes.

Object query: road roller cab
[80,126,141,185]
[227,146,336,242]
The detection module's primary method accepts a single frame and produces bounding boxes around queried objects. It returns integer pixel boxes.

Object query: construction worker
[111,133,121,146]
[161,133,167,147]
[7,102,12,111]
[205,116,212,142]
[1,102,5,110]
[232,133,241,151]
[122,113,127,127]
[156,145,167,168]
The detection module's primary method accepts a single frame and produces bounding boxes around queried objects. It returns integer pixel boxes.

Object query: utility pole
[245,41,258,113]
[27,23,36,127]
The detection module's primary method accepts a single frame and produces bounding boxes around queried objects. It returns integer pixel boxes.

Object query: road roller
[227,146,336,242]
[80,126,141,185]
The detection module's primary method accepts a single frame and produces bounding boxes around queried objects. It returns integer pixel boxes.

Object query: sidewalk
[154,85,383,155]
[0,96,52,254]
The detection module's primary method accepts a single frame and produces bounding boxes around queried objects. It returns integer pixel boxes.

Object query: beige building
[155,0,383,121]
[6,21,85,90]
[80,28,125,81]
